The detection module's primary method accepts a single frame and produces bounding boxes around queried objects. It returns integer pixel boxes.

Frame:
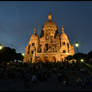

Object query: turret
[34,27,37,35]
[61,25,64,33]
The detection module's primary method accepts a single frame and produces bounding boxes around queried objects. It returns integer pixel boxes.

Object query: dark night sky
[0,1,92,54]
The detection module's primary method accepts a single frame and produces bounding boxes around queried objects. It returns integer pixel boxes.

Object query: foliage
[65,55,73,61]
[16,53,24,61]
[0,46,24,63]
[88,51,92,59]
[73,53,87,60]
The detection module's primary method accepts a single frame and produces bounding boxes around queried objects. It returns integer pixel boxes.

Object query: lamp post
[75,41,79,53]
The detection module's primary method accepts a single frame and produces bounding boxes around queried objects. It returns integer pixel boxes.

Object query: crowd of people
[0,61,92,89]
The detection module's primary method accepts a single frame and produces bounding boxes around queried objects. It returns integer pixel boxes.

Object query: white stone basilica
[23,13,74,63]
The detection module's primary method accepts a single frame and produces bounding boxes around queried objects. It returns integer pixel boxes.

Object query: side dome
[30,27,39,41]
[61,33,69,40]
[60,25,69,41]
[30,34,39,40]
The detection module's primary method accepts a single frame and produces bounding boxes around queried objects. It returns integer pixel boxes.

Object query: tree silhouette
[87,51,92,64]
[73,53,87,61]
[65,55,73,61]
[88,51,92,59]
[0,46,24,63]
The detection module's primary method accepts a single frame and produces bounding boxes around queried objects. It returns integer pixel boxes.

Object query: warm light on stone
[69,59,77,64]
[66,52,69,55]
[23,13,75,63]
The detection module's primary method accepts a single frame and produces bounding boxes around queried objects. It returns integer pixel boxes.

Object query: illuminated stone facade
[23,13,74,63]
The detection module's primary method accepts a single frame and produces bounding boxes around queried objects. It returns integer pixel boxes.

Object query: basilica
[23,13,74,63]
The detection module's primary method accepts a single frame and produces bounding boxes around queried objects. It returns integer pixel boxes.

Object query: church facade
[23,13,74,63]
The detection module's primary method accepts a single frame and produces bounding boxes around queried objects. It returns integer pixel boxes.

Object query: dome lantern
[48,12,52,21]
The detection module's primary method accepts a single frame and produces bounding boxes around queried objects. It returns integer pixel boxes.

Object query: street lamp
[22,53,25,57]
[75,41,79,53]
[0,44,3,50]
[80,59,84,62]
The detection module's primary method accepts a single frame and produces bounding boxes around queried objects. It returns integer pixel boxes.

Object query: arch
[32,43,35,46]
[63,50,66,53]
[63,42,65,45]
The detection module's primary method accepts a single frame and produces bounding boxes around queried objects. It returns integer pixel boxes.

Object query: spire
[48,12,52,21]
[34,27,36,34]
[61,25,64,33]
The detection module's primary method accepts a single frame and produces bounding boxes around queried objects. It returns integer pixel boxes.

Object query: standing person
[32,74,37,83]
[31,74,38,88]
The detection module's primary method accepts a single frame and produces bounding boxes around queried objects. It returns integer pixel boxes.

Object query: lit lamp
[80,59,84,62]
[75,41,79,53]
[0,45,3,50]
[22,53,25,57]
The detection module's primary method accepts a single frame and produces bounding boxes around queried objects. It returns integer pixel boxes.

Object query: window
[53,48,54,52]
[67,43,69,48]
[28,45,30,54]
[45,44,48,51]
[40,48,42,53]
[63,42,65,45]
[31,51,34,54]
[63,50,66,53]
[50,36,53,42]
[32,43,35,46]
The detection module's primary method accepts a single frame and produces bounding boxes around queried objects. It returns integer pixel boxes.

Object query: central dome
[42,13,57,32]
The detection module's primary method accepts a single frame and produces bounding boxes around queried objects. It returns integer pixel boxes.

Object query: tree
[87,51,92,64]
[73,53,87,61]
[88,51,92,59]
[16,53,24,61]
[0,46,24,63]
[65,55,73,61]
[0,47,16,63]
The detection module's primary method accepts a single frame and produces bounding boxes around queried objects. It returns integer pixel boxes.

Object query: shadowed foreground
[0,61,92,91]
